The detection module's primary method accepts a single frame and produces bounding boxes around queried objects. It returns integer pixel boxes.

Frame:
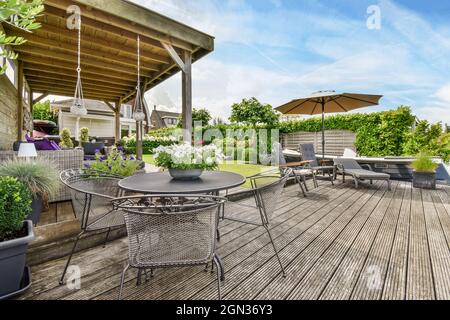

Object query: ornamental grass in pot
[411,153,439,189]
[0,177,34,298]
[154,143,224,180]
[0,159,59,225]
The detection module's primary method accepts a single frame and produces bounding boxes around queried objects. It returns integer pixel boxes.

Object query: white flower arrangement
[154,143,224,170]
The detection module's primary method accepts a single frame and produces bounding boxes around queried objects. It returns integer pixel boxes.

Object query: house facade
[52,99,141,139]
[149,106,181,130]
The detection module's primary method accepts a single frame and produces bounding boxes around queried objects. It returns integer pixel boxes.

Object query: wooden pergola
[2,0,214,151]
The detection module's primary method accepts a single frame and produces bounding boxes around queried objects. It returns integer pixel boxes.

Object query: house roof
[53,99,113,114]
[151,109,180,128]
[2,0,214,103]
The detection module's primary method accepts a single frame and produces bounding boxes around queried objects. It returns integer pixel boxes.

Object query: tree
[229,97,279,127]
[178,108,212,127]
[403,120,443,156]
[0,0,44,74]
[32,101,58,123]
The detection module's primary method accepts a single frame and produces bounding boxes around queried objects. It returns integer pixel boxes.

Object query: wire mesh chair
[59,169,126,285]
[221,171,291,277]
[112,194,226,300]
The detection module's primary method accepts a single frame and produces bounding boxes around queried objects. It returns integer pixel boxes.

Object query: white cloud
[132,0,450,125]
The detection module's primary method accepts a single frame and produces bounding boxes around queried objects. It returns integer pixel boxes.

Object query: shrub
[411,153,439,173]
[123,134,178,154]
[230,97,280,127]
[0,159,59,198]
[59,128,73,149]
[79,127,89,143]
[0,177,32,241]
[403,120,443,156]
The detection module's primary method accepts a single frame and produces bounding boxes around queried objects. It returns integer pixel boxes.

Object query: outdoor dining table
[118,170,246,195]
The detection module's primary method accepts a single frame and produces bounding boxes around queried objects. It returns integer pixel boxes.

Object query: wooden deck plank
[220,182,385,300]
[98,182,354,300]
[382,182,412,300]
[38,203,57,226]
[56,201,75,223]
[406,188,435,300]
[347,182,406,300]
[422,189,450,300]
[255,182,389,300]
[21,182,450,301]
[286,181,397,300]
[67,182,341,300]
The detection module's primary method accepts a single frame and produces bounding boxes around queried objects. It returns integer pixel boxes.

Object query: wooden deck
[21,179,450,300]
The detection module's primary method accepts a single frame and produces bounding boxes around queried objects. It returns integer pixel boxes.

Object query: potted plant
[59,128,74,149]
[0,176,34,299]
[154,143,223,180]
[411,153,439,189]
[79,127,90,144]
[0,159,59,225]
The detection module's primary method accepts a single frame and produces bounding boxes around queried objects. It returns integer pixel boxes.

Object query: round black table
[118,171,246,194]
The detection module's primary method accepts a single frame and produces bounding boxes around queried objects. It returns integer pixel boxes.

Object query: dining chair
[59,169,125,285]
[221,172,291,277]
[112,194,226,300]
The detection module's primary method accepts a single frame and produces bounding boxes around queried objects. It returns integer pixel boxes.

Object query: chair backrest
[333,158,362,170]
[251,173,290,223]
[112,195,225,268]
[60,169,123,228]
[299,144,318,167]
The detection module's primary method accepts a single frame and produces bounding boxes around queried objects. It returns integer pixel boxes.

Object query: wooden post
[17,60,24,141]
[115,99,121,143]
[182,50,192,143]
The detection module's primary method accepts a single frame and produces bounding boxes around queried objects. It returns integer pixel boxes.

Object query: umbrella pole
[322,100,325,162]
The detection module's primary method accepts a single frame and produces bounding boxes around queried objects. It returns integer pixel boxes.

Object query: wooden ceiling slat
[15,43,149,77]
[26,73,132,90]
[19,57,136,84]
[35,21,170,64]
[28,80,127,95]
[30,85,119,100]
[27,78,129,95]
[44,0,198,51]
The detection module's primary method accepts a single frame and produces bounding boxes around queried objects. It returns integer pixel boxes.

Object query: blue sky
[134,0,450,124]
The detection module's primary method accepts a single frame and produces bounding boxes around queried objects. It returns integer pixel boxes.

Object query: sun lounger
[334,158,391,190]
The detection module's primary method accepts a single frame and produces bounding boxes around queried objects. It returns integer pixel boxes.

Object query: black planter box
[27,195,43,226]
[413,171,436,189]
[0,221,35,298]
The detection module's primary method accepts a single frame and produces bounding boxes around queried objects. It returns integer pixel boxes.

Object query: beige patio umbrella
[276,90,383,160]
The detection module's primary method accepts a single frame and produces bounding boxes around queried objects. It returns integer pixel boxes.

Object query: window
[121,105,132,119]
[23,84,30,105]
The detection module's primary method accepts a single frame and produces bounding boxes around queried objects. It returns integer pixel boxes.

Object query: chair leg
[103,227,111,248]
[295,175,307,197]
[118,264,130,300]
[354,178,359,189]
[312,172,319,188]
[59,231,83,285]
[387,180,392,191]
[213,255,224,300]
[264,225,286,278]
[329,172,334,186]
[301,175,309,192]
[137,268,143,286]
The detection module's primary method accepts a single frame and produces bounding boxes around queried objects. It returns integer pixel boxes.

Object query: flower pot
[413,171,436,189]
[27,195,43,226]
[0,221,35,298]
[169,169,204,181]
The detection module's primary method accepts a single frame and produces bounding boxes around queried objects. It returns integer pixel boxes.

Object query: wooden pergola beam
[32,92,49,105]
[17,60,24,140]
[104,101,116,112]
[44,0,202,51]
[43,5,167,52]
[30,86,120,100]
[28,81,126,96]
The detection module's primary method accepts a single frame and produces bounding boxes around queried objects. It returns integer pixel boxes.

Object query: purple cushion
[35,138,61,151]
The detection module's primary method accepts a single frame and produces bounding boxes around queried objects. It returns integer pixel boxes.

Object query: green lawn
[143,155,276,188]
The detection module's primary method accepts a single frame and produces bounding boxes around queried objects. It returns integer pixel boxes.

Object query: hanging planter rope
[71,15,87,117]
[133,35,146,122]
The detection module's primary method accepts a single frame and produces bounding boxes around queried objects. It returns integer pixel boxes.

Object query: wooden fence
[282,130,356,156]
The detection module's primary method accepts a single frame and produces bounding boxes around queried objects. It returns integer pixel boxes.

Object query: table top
[118,171,246,194]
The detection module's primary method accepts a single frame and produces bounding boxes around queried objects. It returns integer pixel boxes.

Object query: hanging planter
[133,35,146,122]
[71,16,87,117]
